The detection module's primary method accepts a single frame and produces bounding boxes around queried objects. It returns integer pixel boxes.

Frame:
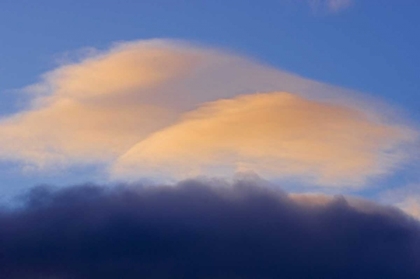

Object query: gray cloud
[1,179,419,278]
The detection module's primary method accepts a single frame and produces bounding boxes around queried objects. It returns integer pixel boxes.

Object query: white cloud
[308,0,353,14]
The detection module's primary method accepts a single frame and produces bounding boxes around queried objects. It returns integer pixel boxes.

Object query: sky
[1,1,420,277]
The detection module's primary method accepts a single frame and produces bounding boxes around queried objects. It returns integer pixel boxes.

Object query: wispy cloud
[308,0,354,14]
[0,40,416,188]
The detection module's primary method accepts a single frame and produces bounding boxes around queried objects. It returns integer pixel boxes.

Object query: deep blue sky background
[0,0,419,198]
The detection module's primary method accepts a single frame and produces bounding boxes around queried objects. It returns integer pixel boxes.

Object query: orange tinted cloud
[0,39,416,187]
[289,192,404,218]
[114,92,414,187]
[0,40,202,166]
[398,198,420,219]
[380,184,420,219]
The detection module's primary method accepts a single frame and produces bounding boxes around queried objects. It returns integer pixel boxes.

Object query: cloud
[290,192,401,215]
[285,0,353,15]
[0,40,205,166]
[380,184,420,218]
[1,179,419,278]
[114,92,414,187]
[0,39,416,187]
[398,197,420,219]
[308,0,353,14]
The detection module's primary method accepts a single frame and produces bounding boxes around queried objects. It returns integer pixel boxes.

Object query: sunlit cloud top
[0,39,416,188]
[114,92,413,187]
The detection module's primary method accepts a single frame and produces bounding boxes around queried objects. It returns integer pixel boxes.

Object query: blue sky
[0,0,419,214]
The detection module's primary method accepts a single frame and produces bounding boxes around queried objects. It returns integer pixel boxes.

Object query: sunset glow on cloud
[115,92,413,187]
[0,40,416,188]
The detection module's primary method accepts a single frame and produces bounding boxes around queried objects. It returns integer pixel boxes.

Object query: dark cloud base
[0,179,419,278]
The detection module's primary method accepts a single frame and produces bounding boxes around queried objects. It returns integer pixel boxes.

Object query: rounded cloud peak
[114,92,414,187]
[0,39,416,188]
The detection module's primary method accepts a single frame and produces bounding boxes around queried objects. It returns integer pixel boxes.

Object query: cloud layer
[1,180,419,278]
[115,92,411,186]
[0,40,416,187]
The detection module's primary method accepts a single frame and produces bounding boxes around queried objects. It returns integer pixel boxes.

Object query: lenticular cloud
[114,92,412,187]
[0,39,416,187]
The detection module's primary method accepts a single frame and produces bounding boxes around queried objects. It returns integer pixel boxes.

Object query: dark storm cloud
[0,179,419,278]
